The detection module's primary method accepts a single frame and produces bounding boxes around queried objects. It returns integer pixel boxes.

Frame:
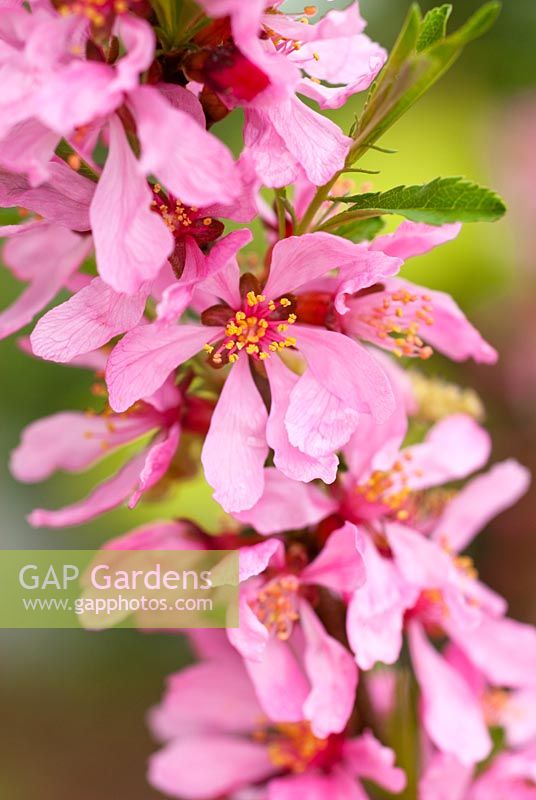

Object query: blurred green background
[0,1,535,797]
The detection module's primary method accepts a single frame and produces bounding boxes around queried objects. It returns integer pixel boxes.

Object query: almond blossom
[105,232,400,512]
[148,634,406,800]
[11,366,214,527]
[0,1,531,798]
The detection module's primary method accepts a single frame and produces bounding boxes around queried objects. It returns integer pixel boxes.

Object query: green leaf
[416,5,452,51]
[333,216,386,243]
[450,0,501,45]
[352,3,501,160]
[339,178,506,224]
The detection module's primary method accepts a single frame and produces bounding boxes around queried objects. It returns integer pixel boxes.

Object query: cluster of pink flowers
[2,0,535,797]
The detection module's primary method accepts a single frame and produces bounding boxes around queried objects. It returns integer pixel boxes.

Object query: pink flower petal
[268,768,365,800]
[238,538,284,583]
[294,325,396,423]
[0,160,93,231]
[105,520,203,551]
[396,277,497,364]
[292,4,386,109]
[408,622,491,765]
[370,221,462,260]
[235,468,337,535]
[420,753,473,800]
[402,414,491,492]
[0,119,58,186]
[244,635,310,722]
[343,730,406,793]
[244,107,300,188]
[386,522,458,591]
[265,355,338,483]
[112,15,155,92]
[106,322,210,412]
[0,223,90,339]
[149,658,263,740]
[129,85,240,206]
[129,422,181,508]
[343,359,410,477]
[335,251,404,316]
[31,277,148,362]
[28,451,148,528]
[247,93,351,187]
[347,537,417,669]
[447,615,536,689]
[90,116,174,294]
[194,255,242,309]
[300,600,358,737]
[38,61,123,134]
[10,411,156,483]
[285,368,360,458]
[264,232,397,301]
[149,735,274,800]
[157,83,206,128]
[202,357,268,513]
[302,522,366,594]
[227,594,270,662]
[432,459,531,552]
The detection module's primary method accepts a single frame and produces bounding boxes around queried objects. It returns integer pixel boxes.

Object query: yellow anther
[280,298,291,307]
[259,352,269,360]
[287,313,297,324]
[203,344,214,353]
[229,353,239,363]
[203,217,212,226]
[67,153,81,171]
[277,323,288,333]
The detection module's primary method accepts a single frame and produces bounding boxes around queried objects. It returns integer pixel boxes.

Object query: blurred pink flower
[11,373,213,528]
[228,529,363,736]
[148,638,405,800]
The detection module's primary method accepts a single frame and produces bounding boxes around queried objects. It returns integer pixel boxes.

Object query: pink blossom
[11,373,213,528]
[0,219,91,340]
[0,2,242,291]
[195,2,386,186]
[0,152,252,355]
[421,747,536,800]
[228,528,363,736]
[409,622,492,765]
[333,221,497,364]
[105,233,399,512]
[148,639,405,800]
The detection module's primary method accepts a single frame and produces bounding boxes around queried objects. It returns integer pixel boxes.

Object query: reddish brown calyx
[184,18,270,104]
